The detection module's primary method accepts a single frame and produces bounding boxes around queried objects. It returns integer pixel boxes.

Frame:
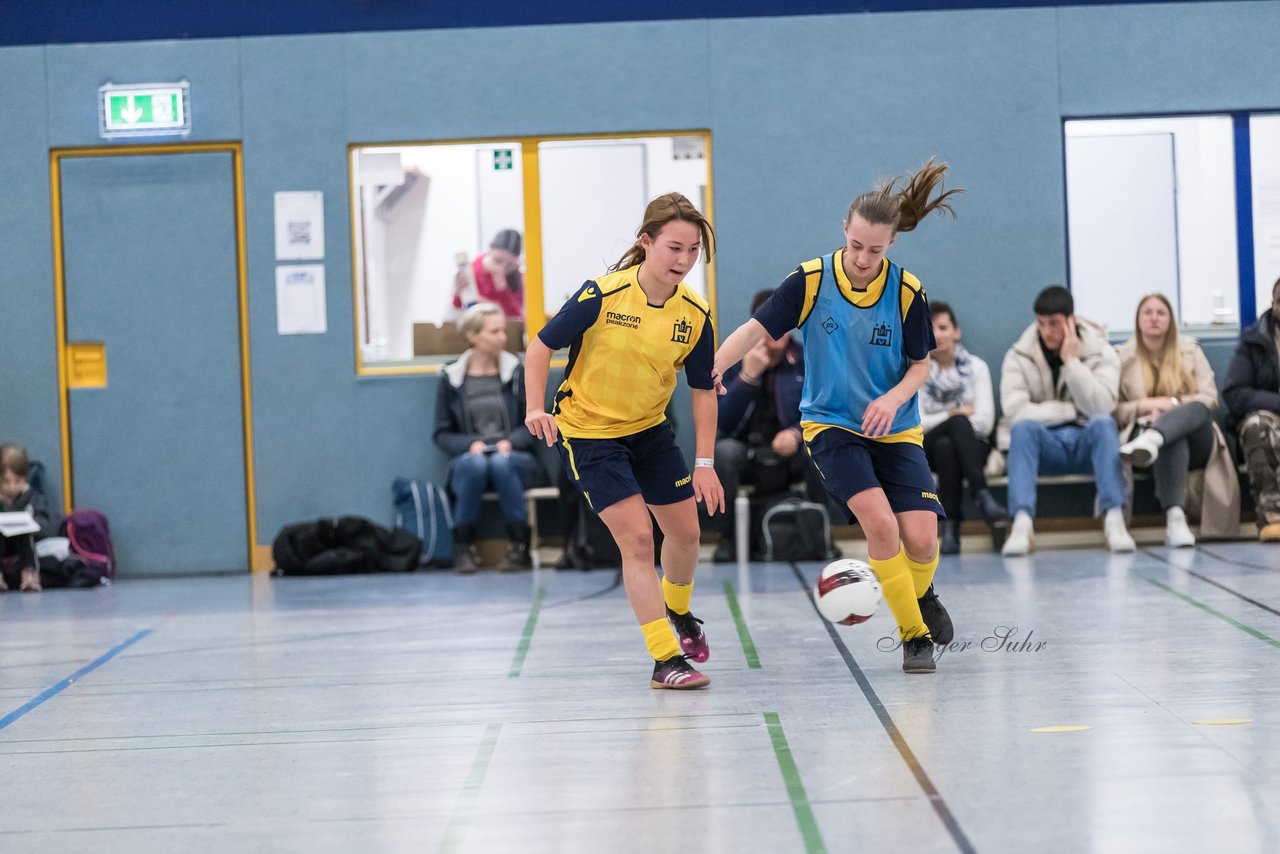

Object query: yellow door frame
[48,141,263,571]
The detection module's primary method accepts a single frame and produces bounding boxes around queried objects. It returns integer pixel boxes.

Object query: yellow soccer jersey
[538,266,715,439]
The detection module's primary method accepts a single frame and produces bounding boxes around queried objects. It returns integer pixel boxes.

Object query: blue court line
[0,629,154,731]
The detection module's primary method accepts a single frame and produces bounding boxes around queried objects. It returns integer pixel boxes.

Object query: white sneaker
[1119,429,1163,468]
[1165,506,1196,548]
[1002,511,1034,556]
[1104,508,1136,553]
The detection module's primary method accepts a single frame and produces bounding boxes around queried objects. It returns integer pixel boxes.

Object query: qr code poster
[274,191,325,260]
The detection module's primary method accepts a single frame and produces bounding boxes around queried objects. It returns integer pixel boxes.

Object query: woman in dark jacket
[1222,278,1280,541]
[434,303,539,570]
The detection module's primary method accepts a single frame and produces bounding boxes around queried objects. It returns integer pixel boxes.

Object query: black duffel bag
[272,516,422,575]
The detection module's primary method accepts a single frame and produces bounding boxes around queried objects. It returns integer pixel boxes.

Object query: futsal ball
[814,559,882,625]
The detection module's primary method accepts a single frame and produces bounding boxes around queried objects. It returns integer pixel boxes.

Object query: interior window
[1064,116,1237,334]
[349,132,713,373]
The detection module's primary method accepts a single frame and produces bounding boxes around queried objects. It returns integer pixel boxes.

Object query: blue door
[60,152,248,574]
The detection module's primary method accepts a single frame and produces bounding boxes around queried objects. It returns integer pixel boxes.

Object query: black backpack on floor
[755,496,840,562]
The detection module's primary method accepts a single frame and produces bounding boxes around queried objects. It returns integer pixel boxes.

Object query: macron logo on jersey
[605,311,641,330]
[578,286,599,302]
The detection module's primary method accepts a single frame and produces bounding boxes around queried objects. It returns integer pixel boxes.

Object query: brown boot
[1259,522,1280,543]
[452,524,482,573]
[501,522,533,571]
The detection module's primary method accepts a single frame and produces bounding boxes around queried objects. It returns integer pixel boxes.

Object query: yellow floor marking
[1030,725,1092,733]
[1191,718,1253,726]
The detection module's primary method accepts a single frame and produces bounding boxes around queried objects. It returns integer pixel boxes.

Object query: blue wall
[2,3,1276,553]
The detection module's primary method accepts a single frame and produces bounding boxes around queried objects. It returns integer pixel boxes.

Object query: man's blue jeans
[1005,415,1126,517]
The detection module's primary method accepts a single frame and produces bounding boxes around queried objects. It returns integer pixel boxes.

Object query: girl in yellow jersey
[525,193,725,689]
[714,161,961,674]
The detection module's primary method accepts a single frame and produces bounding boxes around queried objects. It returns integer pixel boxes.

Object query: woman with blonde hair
[1115,293,1239,546]
[715,160,961,674]
[525,192,723,690]
[434,302,540,571]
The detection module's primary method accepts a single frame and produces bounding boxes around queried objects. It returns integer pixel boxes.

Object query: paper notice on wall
[275,265,327,335]
[274,191,325,260]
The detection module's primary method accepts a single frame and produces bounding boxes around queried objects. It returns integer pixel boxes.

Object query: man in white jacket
[997,286,1134,555]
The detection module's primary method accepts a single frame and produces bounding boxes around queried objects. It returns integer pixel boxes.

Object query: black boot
[975,488,1009,552]
[939,518,961,555]
[453,524,482,573]
[503,521,533,571]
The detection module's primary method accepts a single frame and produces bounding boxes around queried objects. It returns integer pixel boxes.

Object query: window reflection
[353,142,525,365]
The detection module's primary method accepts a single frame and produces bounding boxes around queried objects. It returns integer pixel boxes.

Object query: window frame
[346,129,717,376]
[1061,108,1280,340]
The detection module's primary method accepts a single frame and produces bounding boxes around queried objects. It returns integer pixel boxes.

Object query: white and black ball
[814,559,882,625]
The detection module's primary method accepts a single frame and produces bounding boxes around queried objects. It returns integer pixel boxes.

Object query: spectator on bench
[0,443,52,592]
[919,301,1008,554]
[1223,277,1280,542]
[434,303,539,572]
[998,286,1133,556]
[706,288,827,562]
[1115,293,1238,547]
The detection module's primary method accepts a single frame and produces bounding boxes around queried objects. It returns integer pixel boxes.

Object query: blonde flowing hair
[1134,292,1194,396]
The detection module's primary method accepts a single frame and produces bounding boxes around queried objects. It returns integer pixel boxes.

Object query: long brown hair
[846,158,963,233]
[1134,292,1194,396]
[609,192,716,272]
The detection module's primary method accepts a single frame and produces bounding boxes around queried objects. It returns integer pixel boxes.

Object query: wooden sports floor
[2,542,1278,852]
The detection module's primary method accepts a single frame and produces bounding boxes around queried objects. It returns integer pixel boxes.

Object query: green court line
[723,580,762,669]
[764,712,827,854]
[438,722,502,854]
[1140,575,1280,649]
[508,588,546,677]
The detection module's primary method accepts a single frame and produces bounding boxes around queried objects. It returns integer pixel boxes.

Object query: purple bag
[60,509,116,582]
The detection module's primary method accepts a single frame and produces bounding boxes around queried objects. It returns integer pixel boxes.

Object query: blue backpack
[392,478,454,568]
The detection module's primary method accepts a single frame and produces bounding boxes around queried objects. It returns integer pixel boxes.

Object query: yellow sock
[642,617,681,661]
[906,549,939,599]
[662,578,693,615]
[868,546,929,641]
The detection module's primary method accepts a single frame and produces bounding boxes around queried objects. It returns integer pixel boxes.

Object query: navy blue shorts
[805,427,944,516]
[557,422,694,513]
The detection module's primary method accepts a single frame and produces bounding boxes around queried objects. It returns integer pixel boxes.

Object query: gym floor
[2,541,1278,853]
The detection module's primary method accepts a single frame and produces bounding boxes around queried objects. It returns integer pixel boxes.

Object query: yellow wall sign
[66,342,107,388]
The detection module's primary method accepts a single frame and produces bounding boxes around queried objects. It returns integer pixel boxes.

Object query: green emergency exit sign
[99,82,190,138]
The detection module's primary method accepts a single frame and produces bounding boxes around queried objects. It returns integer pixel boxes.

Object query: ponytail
[846,158,963,234]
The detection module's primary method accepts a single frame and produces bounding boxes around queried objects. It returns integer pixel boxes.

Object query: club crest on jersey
[821,317,839,335]
[671,318,692,344]
[870,322,892,347]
